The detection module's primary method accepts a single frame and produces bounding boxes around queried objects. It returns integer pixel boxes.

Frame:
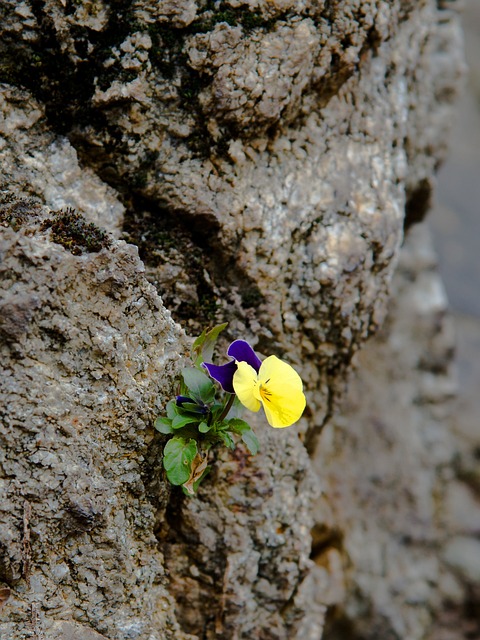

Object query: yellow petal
[233,361,261,412]
[257,355,306,428]
[261,387,306,428]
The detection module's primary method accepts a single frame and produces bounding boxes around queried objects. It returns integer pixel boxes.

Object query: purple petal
[202,360,237,393]
[176,395,195,406]
[227,340,261,372]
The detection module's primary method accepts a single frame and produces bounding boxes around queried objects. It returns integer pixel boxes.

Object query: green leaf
[177,402,208,415]
[226,418,260,455]
[198,421,211,433]
[172,414,198,430]
[166,399,178,419]
[240,430,260,455]
[218,431,235,450]
[154,417,174,434]
[192,322,228,367]
[163,437,198,485]
[182,367,215,403]
[226,418,253,434]
[209,403,225,421]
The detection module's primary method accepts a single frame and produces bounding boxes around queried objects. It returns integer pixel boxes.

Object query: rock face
[0,1,469,639]
[0,196,193,639]
[311,223,459,639]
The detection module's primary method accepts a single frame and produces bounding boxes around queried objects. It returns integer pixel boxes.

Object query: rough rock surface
[311,224,460,639]
[0,87,125,235]
[0,197,318,640]
[0,0,463,376]
[0,197,193,639]
[0,0,468,639]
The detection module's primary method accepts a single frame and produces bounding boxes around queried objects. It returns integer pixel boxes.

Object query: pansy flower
[202,340,261,394]
[203,340,306,428]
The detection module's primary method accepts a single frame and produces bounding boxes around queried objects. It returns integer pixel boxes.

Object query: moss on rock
[40,208,111,255]
[0,192,43,231]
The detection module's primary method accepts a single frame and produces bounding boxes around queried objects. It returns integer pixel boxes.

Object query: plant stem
[218,394,235,422]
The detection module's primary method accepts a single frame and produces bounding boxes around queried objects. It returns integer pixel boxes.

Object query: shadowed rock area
[0,0,471,638]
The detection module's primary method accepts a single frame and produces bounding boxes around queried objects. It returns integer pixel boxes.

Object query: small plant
[155,324,306,495]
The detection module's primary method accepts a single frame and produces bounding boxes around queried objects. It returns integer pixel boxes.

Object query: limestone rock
[443,537,480,585]
[0,196,192,639]
[0,86,124,235]
[310,223,459,639]
[0,0,469,639]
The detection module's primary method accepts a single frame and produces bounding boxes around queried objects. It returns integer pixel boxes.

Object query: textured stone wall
[0,196,194,639]
[311,223,459,639]
[0,0,467,638]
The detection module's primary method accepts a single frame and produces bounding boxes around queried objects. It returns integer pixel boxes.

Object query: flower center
[259,379,272,403]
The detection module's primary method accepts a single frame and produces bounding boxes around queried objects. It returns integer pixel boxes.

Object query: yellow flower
[233,355,306,428]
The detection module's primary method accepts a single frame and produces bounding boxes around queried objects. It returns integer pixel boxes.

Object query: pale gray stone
[0,87,125,235]
[310,224,463,639]
[48,620,110,639]
[444,536,480,585]
[445,481,480,535]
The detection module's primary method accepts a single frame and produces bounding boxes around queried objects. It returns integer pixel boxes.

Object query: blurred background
[430,0,480,464]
